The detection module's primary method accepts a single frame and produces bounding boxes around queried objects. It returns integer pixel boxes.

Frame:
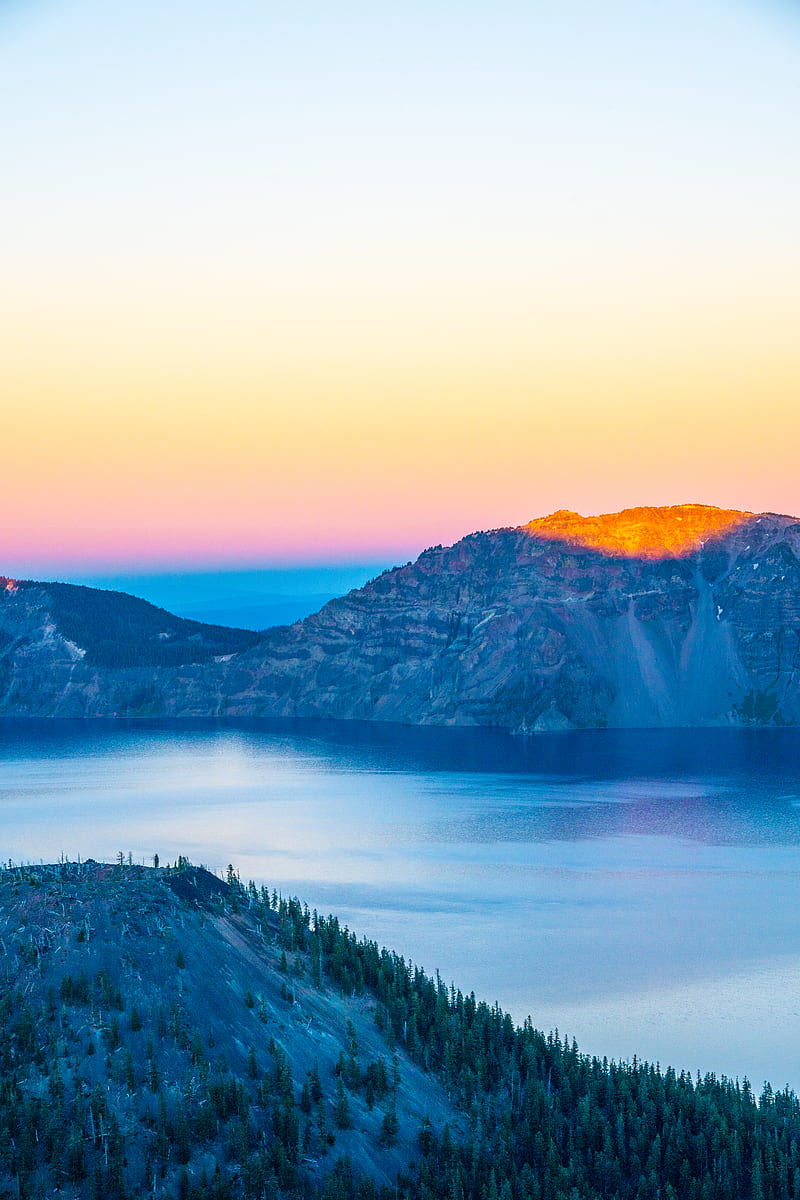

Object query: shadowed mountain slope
[0,579,259,715]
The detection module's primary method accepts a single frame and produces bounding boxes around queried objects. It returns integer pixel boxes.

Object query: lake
[3,717,800,1092]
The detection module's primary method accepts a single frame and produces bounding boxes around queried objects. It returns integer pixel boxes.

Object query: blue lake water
[3,718,800,1090]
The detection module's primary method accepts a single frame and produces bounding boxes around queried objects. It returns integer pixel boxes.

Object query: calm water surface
[3,718,800,1090]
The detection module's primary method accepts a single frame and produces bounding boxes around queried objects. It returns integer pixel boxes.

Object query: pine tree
[334,1077,352,1129]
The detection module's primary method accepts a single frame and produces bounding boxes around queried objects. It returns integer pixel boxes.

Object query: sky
[73,565,393,630]
[2,0,800,579]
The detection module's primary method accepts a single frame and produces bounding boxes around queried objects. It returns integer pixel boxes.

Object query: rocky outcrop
[4,505,800,728]
[207,505,800,730]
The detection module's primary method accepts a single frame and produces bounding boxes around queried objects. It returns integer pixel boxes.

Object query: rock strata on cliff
[3,505,800,729]
[208,505,800,730]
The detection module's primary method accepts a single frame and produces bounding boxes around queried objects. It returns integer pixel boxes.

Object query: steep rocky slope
[189,504,800,730]
[3,504,800,729]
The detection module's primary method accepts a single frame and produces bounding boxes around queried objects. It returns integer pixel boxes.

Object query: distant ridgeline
[3,504,800,727]
[2,857,799,1200]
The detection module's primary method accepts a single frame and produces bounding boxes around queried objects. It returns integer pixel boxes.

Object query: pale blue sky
[3,0,798,309]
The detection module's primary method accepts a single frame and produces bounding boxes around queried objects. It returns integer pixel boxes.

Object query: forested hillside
[41,582,261,668]
[2,860,799,1199]
[0,580,260,714]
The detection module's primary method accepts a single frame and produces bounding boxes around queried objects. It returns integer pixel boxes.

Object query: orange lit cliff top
[521,504,755,559]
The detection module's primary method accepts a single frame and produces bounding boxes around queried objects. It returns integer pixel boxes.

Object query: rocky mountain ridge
[3,504,800,729]
[174,504,800,730]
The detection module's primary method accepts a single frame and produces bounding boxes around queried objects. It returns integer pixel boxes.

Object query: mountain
[4,857,800,1200]
[0,579,259,716]
[190,503,800,730]
[4,504,800,728]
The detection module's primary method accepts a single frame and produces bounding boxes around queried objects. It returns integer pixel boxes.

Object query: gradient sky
[2,0,799,574]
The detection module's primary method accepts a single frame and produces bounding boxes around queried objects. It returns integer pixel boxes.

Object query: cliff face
[4,505,800,729]
[203,505,800,730]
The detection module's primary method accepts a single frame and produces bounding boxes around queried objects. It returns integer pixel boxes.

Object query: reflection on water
[3,717,800,1088]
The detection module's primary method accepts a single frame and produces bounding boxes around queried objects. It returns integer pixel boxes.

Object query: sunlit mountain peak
[521,504,754,559]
